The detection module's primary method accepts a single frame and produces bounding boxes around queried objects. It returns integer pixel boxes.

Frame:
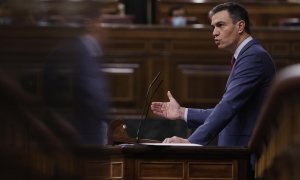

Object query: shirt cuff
[184,108,188,122]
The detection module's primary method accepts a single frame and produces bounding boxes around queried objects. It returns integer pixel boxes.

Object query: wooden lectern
[75,119,252,179]
[77,144,251,180]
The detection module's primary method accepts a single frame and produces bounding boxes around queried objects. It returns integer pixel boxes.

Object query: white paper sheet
[141,143,202,146]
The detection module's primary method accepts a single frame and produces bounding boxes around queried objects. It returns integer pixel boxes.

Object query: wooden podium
[76,144,250,180]
[75,119,251,179]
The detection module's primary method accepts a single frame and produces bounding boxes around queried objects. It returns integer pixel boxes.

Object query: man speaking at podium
[151,2,275,147]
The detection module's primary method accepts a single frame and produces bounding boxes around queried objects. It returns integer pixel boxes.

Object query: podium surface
[77,144,250,180]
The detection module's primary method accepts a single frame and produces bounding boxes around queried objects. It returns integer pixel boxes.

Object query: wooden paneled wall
[0,74,80,179]
[0,25,299,119]
[156,0,300,26]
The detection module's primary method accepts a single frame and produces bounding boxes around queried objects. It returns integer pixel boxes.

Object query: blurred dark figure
[44,7,110,145]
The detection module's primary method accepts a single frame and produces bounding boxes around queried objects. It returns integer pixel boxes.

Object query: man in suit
[44,8,110,145]
[151,2,276,146]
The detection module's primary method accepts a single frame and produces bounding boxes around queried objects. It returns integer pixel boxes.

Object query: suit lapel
[225,39,258,90]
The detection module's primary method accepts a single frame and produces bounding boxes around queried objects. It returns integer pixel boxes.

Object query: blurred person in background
[169,5,187,27]
[44,6,110,145]
[160,5,199,27]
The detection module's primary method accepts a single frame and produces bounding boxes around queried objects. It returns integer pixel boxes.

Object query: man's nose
[212,28,218,37]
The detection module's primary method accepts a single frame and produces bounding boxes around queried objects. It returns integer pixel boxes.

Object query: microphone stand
[136,72,162,143]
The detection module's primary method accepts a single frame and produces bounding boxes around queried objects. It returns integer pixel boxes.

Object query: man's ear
[237,20,245,34]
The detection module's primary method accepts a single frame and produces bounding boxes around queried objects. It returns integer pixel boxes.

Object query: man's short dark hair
[209,2,251,34]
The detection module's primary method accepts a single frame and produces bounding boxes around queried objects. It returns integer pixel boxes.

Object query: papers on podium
[141,143,202,146]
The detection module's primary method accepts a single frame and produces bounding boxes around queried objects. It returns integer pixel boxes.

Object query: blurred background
[1,0,300,179]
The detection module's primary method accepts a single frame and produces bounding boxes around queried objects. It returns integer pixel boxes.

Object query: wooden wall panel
[0,25,299,119]
[150,40,170,52]
[188,162,234,179]
[102,63,144,110]
[175,64,230,107]
[137,161,184,179]
[0,63,44,98]
[270,42,290,56]
[103,40,148,55]
[291,42,300,56]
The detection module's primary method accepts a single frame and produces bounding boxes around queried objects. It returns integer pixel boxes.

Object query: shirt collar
[233,36,253,59]
[79,34,102,57]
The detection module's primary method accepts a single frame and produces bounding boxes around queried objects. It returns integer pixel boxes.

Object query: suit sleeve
[188,53,265,145]
[187,108,213,131]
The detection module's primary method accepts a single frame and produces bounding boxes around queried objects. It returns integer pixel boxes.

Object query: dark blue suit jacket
[187,39,275,146]
[44,36,109,145]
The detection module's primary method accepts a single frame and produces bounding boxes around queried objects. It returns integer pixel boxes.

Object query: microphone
[136,72,163,143]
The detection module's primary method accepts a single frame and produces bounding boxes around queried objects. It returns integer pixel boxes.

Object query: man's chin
[217,44,226,50]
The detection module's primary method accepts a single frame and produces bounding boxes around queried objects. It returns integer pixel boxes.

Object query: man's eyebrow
[211,20,224,26]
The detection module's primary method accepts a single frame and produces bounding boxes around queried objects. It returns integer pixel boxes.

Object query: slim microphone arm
[140,72,161,121]
[136,72,162,143]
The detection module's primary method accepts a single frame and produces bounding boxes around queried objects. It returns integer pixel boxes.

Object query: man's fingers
[152,109,163,116]
[151,103,163,111]
[151,105,165,116]
[167,91,174,101]
[163,138,170,143]
[162,136,190,144]
[162,136,178,143]
[151,102,163,106]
